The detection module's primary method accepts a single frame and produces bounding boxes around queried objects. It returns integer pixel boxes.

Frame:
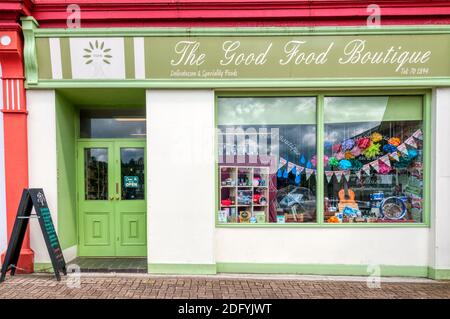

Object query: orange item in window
[388,137,401,146]
[328,216,339,223]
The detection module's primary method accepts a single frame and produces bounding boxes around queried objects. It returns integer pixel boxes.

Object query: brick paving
[0,274,450,299]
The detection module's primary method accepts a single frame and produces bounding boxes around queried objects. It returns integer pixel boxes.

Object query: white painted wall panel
[431,88,450,269]
[27,90,58,263]
[146,90,215,265]
[216,228,429,266]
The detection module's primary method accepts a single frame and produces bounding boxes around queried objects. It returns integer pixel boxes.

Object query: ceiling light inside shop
[115,118,146,122]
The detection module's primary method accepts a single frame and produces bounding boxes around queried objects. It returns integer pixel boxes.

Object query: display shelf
[219,165,270,223]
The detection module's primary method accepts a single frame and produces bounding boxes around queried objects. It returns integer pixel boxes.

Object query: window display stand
[219,166,270,223]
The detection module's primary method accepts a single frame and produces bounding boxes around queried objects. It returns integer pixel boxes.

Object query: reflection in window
[85,148,108,200]
[323,96,424,224]
[217,97,317,224]
[121,148,145,200]
[80,109,146,138]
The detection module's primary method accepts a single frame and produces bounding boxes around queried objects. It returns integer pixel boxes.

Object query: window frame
[215,90,431,228]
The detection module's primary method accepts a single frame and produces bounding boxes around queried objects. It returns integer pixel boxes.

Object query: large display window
[217,96,317,224]
[216,93,429,226]
[323,96,424,224]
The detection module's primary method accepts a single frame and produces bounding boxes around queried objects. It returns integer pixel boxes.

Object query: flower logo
[83,40,112,65]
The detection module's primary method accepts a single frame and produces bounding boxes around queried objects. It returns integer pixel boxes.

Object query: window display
[216,94,427,226]
[217,96,317,224]
[323,96,424,223]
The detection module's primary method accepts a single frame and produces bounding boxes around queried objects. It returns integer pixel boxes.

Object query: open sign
[124,176,139,188]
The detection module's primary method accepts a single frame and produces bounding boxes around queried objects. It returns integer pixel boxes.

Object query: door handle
[115,182,120,200]
[109,196,114,200]
[115,195,120,200]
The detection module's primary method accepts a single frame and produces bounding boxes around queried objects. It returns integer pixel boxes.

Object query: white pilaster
[146,90,216,271]
[27,90,58,263]
[430,88,450,278]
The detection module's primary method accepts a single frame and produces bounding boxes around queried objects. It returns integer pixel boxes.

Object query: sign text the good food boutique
[35,34,450,81]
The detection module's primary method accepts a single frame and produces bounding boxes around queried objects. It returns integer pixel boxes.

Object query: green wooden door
[78,140,147,257]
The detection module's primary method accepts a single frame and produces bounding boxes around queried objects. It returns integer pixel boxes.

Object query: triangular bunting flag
[370,160,380,172]
[380,155,391,167]
[362,164,371,176]
[278,157,287,169]
[343,170,351,182]
[305,168,314,181]
[287,162,296,173]
[397,143,409,155]
[390,151,400,161]
[405,137,418,149]
[412,129,423,140]
[355,170,362,180]
[325,171,334,183]
[335,171,343,183]
[295,165,305,174]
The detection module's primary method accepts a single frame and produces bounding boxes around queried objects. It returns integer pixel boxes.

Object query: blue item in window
[343,206,359,217]
[370,192,385,201]
[291,165,296,175]
[383,144,397,153]
[300,155,306,165]
[277,168,282,178]
[338,159,352,170]
[408,149,418,159]
[295,173,301,185]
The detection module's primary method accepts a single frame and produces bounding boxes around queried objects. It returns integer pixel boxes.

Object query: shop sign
[35,34,450,81]
[124,176,139,188]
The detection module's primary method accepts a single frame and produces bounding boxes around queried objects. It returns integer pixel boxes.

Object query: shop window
[323,96,424,224]
[217,97,317,224]
[80,109,146,138]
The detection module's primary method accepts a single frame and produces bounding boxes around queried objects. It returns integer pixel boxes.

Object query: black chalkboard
[0,188,67,282]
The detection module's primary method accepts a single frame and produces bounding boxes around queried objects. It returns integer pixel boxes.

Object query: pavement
[0,273,450,299]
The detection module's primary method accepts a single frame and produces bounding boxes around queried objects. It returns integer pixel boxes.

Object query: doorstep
[68,257,147,273]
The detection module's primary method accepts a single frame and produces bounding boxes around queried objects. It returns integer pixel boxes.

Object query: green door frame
[77,138,147,257]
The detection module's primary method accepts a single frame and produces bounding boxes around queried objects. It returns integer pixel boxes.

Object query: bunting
[404,136,417,149]
[335,171,343,183]
[278,157,287,169]
[379,155,391,167]
[343,170,351,182]
[305,168,314,181]
[397,143,409,156]
[287,162,296,173]
[279,129,423,183]
[390,151,400,161]
[325,171,334,183]
[412,129,423,140]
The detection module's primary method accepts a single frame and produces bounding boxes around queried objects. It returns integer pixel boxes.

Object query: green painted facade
[21,18,450,279]
[56,93,78,250]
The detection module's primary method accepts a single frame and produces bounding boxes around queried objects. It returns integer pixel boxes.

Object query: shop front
[20,17,450,279]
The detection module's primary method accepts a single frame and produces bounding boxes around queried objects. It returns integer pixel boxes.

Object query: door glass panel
[121,148,145,200]
[84,148,108,200]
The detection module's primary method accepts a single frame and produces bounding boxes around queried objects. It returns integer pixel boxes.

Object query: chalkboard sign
[0,188,66,282]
